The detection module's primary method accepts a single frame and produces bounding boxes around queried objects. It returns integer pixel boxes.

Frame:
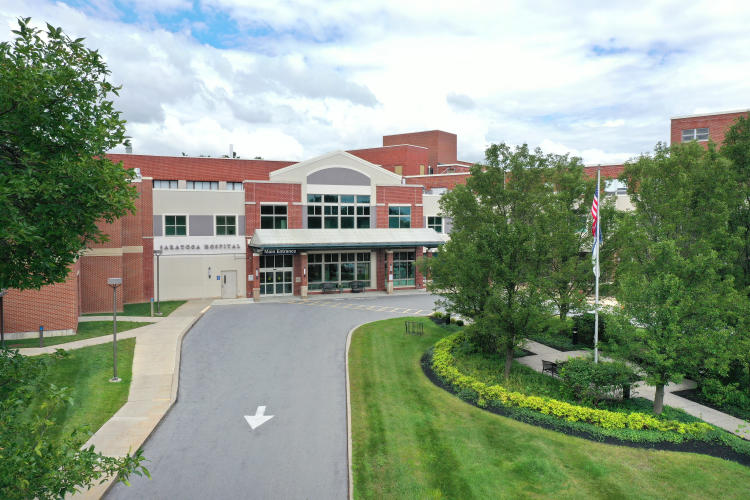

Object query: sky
[2,1,749,165]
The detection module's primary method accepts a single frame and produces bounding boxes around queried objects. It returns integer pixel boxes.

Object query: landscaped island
[349,317,750,499]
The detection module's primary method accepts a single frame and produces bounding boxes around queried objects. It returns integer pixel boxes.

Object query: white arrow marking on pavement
[244,406,274,430]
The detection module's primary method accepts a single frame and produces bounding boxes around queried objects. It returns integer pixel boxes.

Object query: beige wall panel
[154,190,245,215]
[155,254,246,300]
[422,194,442,217]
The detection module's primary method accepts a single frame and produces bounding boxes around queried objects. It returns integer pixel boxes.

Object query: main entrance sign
[263,249,297,255]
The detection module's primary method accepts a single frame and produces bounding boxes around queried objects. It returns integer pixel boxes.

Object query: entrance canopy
[249,228,447,251]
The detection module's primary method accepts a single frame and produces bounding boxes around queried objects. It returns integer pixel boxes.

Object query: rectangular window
[308,252,371,289]
[186,180,219,190]
[427,216,443,233]
[307,194,371,229]
[164,215,187,236]
[226,182,244,191]
[389,206,411,228]
[681,128,709,142]
[154,179,178,189]
[260,205,288,229]
[393,251,416,286]
[216,215,237,235]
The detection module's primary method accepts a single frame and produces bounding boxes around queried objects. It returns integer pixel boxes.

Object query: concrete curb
[67,301,212,499]
[345,322,367,500]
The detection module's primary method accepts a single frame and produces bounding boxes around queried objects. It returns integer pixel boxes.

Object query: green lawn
[29,339,135,443]
[7,321,151,348]
[82,299,186,317]
[349,317,750,499]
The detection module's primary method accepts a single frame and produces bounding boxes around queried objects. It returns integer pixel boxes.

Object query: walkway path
[31,299,213,499]
[517,340,750,439]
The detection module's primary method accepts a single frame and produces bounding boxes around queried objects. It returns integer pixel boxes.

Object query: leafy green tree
[610,142,742,414]
[539,156,595,320]
[0,18,137,291]
[424,144,589,378]
[0,349,148,499]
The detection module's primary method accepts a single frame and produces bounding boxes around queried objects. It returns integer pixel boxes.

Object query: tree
[0,349,148,499]
[424,144,589,378]
[0,18,137,291]
[610,142,742,414]
[538,155,596,320]
[722,114,750,294]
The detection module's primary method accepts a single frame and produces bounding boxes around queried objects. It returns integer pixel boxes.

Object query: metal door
[221,270,237,299]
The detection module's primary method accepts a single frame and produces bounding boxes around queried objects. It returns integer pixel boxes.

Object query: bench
[405,321,423,336]
[542,360,559,377]
[322,283,340,294]
[350,281,365,293]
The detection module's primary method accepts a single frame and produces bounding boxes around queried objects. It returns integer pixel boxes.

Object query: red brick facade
[3,261,80,334]
[404,173,471,190]
[348,145,430,176]
[383,130,458,169]
[670,111,749,148]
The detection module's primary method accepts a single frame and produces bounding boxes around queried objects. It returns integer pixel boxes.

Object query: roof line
[671,109,750,120]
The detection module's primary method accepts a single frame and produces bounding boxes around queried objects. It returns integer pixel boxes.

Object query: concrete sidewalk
[518,340,750,440]
[45,299,212,499]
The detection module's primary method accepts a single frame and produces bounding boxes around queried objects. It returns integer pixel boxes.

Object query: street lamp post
[0,288,7,349]
[153,249,162,316]
[107,278,123,383]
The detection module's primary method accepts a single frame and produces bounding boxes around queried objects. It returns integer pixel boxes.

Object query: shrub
[559,357,639,405]
[572,313,608,347]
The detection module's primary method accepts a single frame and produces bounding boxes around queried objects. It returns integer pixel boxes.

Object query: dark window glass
[357,217,370,228]
[324,217,338,228]
[308,194,322,203]
[324,194,338,203]
[341,217,354,228]
[357,195,370,204]
[340,195,354,203]
[308,217,322,229]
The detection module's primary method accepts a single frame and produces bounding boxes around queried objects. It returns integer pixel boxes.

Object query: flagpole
[594,168,600,364]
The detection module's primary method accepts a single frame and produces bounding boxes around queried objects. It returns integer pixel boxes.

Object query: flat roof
[670,109,750,120]
[250,228,448,249]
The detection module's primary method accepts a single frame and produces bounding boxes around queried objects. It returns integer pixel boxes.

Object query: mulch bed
[420,352,750,467]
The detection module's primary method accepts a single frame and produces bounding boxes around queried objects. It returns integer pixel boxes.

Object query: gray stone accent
[423,216,427,229]
[370,210,377,228]
[238,216,245,235]
[189,215,214,236]
[302,208,308,229]
[153,215,163,236]
[444,217,453,233]
[307,167,370,186]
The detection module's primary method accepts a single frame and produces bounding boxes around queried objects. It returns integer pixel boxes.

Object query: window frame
[164,214,188,236]
[260,204,289,230]
[186,180,219,190]
[388,205,411,228]
[681,128,709,142]
[226,182,244,191]
[307,194,371,229]
[215,214,238,236]
[427,216,443,233]
[153,179,178,190]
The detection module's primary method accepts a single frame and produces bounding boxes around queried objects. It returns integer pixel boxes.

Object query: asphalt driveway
[107,293,438,500]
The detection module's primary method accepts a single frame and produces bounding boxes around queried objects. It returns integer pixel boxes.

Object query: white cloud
[2,0,750,162]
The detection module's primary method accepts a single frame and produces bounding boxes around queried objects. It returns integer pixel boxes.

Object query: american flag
[591,186,599,236]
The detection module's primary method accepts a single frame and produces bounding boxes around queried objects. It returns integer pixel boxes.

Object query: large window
[165,215,187,236]
[216,215,236,235]
[427,216,443,233]
[187,180,219,190]
[388,206,411,228]
[226,182,244,191]
[307,194,370,229]
[308,252,371,290]
[154,179,178,189]
[260,205,288,229]
[682,128,709,142]
[393,251,416,286]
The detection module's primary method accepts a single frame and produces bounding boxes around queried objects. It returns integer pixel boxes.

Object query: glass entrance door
[259,254,294,295]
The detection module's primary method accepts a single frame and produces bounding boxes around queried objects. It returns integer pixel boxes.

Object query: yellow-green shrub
[431,333,712,436]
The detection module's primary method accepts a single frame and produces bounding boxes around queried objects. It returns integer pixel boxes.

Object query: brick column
[415,246,424,289]
[251,252,261,301]
[300,252,308,298]
[386,250,394,294]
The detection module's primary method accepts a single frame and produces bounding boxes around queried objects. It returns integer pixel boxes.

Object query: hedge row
[431,333,712,436]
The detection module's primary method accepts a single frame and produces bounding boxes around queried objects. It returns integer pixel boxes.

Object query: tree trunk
[503,345,514,379]
[558,304,568,321]
[653,384,665,415]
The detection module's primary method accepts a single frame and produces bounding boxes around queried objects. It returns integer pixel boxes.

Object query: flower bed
[432,333,712,435]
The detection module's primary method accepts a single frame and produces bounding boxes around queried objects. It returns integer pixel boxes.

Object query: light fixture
[208,266,212,279]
